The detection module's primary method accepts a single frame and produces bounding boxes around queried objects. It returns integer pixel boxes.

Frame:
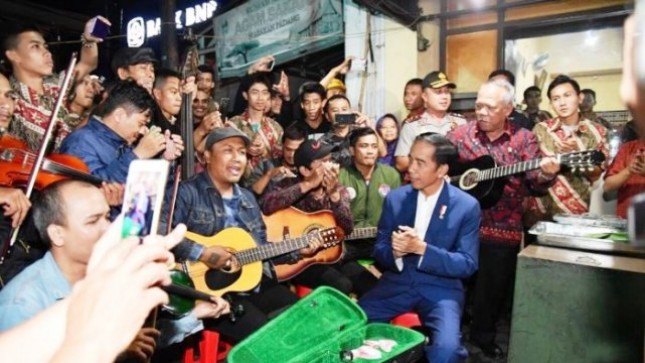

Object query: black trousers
[291,263,353,295]
[470,242,519,346]
[205,275,298,343]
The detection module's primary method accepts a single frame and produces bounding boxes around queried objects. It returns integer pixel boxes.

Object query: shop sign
[211,0,343,78]
[127,1,218,47]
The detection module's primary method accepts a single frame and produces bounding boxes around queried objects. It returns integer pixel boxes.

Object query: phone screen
[120,160,170,238]
[90,17,110,39]
[335,113,357,125]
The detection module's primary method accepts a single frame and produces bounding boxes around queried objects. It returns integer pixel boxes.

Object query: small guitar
[185,226,343,296]
[449,150,605,209]
[263,207,378,282]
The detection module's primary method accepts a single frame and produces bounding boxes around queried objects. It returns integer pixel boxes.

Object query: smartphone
[120,160,170,238]
[628,193,645,247]
[335,113,357,125]
[266,59,275,72]
[89,16,111,39]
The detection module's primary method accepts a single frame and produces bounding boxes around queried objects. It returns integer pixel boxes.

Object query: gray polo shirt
[394,112,466,157]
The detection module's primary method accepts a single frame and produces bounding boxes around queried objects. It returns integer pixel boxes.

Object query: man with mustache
[525,75,608,225]
[161,127,321,343]
[395,71,466,174]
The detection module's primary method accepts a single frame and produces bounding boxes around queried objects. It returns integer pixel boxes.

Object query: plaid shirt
[447,121,546,245]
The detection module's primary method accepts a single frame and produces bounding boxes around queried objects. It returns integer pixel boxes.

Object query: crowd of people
[0,11,642,363]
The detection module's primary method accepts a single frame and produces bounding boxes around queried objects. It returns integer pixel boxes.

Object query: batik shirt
[10,75,76,152]
[447,121,548,245]
[227,111,283,179]
[526,117,608,223]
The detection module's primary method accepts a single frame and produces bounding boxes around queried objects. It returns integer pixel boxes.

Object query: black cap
[294,139,337,168]
[204,127,251,150]
[111,47,158,75]
[422,71,456,89]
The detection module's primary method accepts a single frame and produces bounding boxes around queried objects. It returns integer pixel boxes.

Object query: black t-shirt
[295,119,331,140]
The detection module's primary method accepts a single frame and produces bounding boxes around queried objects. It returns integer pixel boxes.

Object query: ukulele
[449,150,605,209]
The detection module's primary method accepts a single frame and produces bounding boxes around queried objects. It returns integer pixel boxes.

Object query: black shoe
[477,342,504,359]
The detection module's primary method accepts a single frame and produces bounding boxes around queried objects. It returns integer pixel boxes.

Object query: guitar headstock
[561,150,606,172]
[312,227,345,248]
[180,28,199,79]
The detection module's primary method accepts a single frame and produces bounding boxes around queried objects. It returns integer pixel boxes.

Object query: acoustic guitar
[184,226,343,296]
[449,150,605,209]
[263,207,379,282]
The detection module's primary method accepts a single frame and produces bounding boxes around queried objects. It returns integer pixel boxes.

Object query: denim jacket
[160,172,296,266]
[59,116,138,183]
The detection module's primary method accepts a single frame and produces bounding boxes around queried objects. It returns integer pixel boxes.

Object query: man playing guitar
[447,79,560,359]
[260,139,355,294]
[160,127,322,343]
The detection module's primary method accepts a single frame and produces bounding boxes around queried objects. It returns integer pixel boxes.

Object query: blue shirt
[0,252,70,331]
[0,252,201,346]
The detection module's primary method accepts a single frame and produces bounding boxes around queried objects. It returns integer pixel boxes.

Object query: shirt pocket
[190,209,216,229]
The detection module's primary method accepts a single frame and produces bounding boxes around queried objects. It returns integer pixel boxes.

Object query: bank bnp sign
[127,1,218,47]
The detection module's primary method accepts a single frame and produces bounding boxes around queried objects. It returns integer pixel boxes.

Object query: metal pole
[161,0,178,69]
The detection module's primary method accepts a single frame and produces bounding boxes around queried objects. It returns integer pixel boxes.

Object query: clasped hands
[392,226,426,258]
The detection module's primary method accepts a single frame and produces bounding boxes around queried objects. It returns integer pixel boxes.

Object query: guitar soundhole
[460,169,479,191]
[205,269,242,291]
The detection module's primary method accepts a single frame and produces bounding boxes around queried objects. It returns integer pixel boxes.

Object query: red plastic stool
[391,312,422,329]
[295,285,313,298]
[183,330,233,363]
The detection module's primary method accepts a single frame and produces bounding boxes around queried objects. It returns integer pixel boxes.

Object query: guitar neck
[235,235,311,265]
[346,227,377,240]
[477,157,543,182]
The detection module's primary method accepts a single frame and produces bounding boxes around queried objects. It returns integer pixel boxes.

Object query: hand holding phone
[84,16,112,42]
[120,160,170,238]
[335,113,357,125]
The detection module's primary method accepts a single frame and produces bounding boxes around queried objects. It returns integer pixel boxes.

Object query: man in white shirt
[359,133,480,363]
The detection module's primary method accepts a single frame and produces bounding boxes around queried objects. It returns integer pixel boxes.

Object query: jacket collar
[195,172,254,209]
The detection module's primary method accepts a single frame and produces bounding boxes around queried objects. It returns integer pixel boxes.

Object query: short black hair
[3,25,44,52]
[282,125,306,142]
[243,73,271,93]
[299,82,326,101]
[33,180,96,247]
[349,127,377,147]
[405,78,423,89]
[197,64,214,77]
[547,74,581,99]
[488,69,516,87]
[153,68,181,90]
[324,94,351,114]
[581,88,596,99]
[413,133,458,167]
[2,25,45,68]
[95,80,155,117]
[523,85,542,100]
